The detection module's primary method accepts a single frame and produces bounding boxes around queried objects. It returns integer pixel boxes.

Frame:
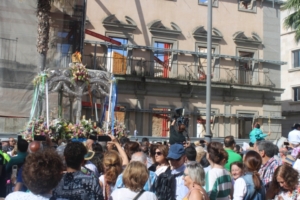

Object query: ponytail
[243,151,263,190]
[252,171,261,190]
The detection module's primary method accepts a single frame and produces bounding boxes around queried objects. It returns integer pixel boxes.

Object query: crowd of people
[0,121,300,200]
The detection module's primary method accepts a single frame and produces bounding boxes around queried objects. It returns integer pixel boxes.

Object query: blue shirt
[16,166,27,192]
[171,164,189,200]
[115,170,157,192]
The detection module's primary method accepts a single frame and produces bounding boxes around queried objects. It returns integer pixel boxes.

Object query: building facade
[0,0,285,140]
[83,0,284,139]
[281,6,300,136]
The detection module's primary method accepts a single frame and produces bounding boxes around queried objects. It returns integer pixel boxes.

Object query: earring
[193,182,194,188]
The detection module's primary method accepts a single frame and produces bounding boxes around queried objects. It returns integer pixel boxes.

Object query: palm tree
[282,0,300,42]
[36,0,52,71]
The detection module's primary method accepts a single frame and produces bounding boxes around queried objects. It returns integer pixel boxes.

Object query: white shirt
[5,191,52,200]
[293,159,300,180]
[204,165,211,174]
[109,188,157,200]
[155,166,168,176]
[171,164,189,200]
[288,129,300,144]
[233,177,247,200]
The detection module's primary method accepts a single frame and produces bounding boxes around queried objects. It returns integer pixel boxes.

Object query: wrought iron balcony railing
[52,54,275,87]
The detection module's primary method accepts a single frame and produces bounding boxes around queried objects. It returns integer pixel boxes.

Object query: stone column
[224,103,231,136]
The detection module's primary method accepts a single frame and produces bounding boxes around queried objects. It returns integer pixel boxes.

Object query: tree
[282,0,300,42]
[36,0,52,71]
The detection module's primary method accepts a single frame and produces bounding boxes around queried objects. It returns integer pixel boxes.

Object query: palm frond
[295,27,300,43]
[282,0,300,11]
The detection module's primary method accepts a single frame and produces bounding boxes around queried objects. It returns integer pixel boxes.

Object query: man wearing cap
[166,143,189,200]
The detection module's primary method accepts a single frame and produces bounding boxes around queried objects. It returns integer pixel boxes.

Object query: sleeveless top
[182,188,208,200]
[242,173,266,200]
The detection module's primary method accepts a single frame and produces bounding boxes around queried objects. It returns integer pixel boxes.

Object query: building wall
[281,7,300,136]
[86,0,264,53]
[84,0,284,139]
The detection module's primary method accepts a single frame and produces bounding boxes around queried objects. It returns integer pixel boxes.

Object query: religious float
[21,52,126,142]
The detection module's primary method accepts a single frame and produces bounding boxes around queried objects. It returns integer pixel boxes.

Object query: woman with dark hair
[233,151,265,199]
[230,162,243,185]
[148,144,158,172]
[266,164,300,200]
[205,142,232,200]
[90,143,104,175]
[154,145,169,176]
[123,141,140,161]
[6,149,64,199]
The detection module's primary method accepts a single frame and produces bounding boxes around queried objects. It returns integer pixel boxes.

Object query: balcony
[54,55,275,87]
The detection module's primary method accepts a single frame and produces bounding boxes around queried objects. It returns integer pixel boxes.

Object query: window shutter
[294,51,299,68]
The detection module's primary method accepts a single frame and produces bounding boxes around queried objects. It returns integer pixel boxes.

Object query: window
[238,0,256,12]
[107,37,128,74]
[55,32,71,68]
[151,108,171,137]
[198,46,215,80]
[236,111,257,139]
[238,115,253,139]
[238,51,254,84]
[293,50,300,68]
[198,0,218,6]
[196,114,214,138]
[293,87,300,101]
[153,42,173,78]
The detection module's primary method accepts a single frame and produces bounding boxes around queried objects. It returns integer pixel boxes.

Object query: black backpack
[154,167,184,200]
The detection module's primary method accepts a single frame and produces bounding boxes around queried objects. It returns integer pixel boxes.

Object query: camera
[173,108,189,127]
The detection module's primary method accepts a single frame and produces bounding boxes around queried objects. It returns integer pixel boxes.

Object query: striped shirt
[205,168,232,200]
[258,157,279,189]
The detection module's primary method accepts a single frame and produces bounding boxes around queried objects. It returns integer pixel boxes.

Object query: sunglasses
[155,151,162,156]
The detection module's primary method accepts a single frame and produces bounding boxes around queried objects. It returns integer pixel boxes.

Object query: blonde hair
[122,161,149,192]
[103,150,122,185]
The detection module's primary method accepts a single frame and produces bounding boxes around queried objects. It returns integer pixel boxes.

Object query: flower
[101,120,127,137]
[70,62,89,84]
[21,117,51,141]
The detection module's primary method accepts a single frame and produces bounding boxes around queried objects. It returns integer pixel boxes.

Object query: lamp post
[205,0,213,143]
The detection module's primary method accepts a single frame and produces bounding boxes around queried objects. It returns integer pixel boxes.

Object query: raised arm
[108,134,129,166]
